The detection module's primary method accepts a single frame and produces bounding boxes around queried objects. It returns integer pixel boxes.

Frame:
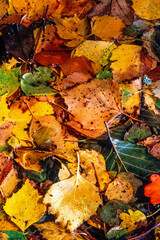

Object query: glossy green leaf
[20,66,57,96]
[0,67,20,97]
[105,138,160,178]
[2,231,27,240]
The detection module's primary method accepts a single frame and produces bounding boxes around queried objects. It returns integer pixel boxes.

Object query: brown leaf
[0,122,13,146]
[0,154,13,185]
[61,72,92,89]
[150,143,160,159]
[61,78,122,138]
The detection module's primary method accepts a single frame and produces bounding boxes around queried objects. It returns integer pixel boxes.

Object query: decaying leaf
[62,78,122,138]
[3,179,46,232]
[119,209,147,232]
[91,16,125,41]
[105,177,133,203]
[43,175,101,232]
[150,143,160,159]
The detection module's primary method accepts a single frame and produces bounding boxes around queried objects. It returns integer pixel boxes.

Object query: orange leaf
[144,174,160,204]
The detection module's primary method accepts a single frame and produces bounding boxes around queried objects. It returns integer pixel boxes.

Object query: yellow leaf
[143,87,159,114]
[35,221,83,240]
[120,209,147,232]
[44,175,101,232]
[105,177,133,203]
[3,179,46,232]
[0,96,10,125]
[0,0,8,18]
[72,40,116,73]
[30,101,54,116]
[132,0,160,20]
[0,213,19,231]
[110,44,143,82]
[91,16,125,41]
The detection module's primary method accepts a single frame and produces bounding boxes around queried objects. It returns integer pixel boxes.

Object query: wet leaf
[3,179,46,232]
[44,175,101,231]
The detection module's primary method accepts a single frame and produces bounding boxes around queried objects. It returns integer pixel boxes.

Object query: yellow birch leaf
[3,179,46,232]
[35,221,83,240]
[0,213,19,231]
[120,209,147,232]
[91,16,125,41]
[44,175,101,232]
[105,177,133,203]
[30,101,54,116]
[0,0,8,18]
[72,40,116,73]
[132,0,160,20]
[0,96,10,125]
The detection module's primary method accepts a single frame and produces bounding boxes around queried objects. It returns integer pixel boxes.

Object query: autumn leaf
[0,95,10,125]
[132,0,160,20]
[3,179,46,232]
[144,174,160,204]
[1,231,27,240]
[119,209,147,232]
[44,175,101,231]
[91,16,125,41]
[62,78,122,138]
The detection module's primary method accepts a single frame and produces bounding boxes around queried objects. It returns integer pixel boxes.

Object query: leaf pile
[0,0,160,240]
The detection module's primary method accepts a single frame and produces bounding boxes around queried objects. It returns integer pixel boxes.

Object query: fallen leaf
[0,0,8,18]
[105,177,133,203]
[62,78,122,138]
[3,179,46,232]
[0,95,10,125]
[91,16,125,41]
[0,153,13,185]
[0,122,13,146]
[1,231,27,240]
[144,174,160,204]
[0,214,19,231]
[132,0,160,20]
[72,40,116,73]
[119,209,147,232]
[150,143,160,159]
[43,175,101,231]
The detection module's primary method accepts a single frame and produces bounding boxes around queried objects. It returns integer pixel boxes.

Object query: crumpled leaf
[72,40,116,73]
[91,16,125,41]
[105,177,133,203]
[132,0,160,20]
[0,67,20,97]
[100,200,131,226]
[124,123,152,143]
[150,143,160,159]
[144,174,160,204]
[21,66,57,96]
[110,44,153,82]
[43,175,101,232]
[144,80,160,99]
[2,231,27,240]
[35,221,83,240]
[3,179,46,232]
[143,86,159,114]
[62,78,122,138]
[119,209,147,232]
[105,138,160,178]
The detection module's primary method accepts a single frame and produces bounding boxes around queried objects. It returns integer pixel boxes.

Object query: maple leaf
[62,78,122,138]
[105,177,133,203]
[119,209,147,232]
[144,174,160,204]
[43,175,101,231]
[91,16,125,41]
[3,179,46,232]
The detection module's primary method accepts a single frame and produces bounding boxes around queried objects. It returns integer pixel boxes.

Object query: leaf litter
[0,1,160,240]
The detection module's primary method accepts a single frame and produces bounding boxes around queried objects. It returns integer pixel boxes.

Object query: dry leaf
[150,143,160,159]
[144,174,160,204]
[44,175,101,231]
[91,16,125,41]
[3,179,46,232]
[120,209,147,232]
[61,78,122,138]
[132,0,160,20]
[0,0,8,18]
[105,177,133,203]
[0,122,13,146]
[0,213,19,231]
[0,154,13,185]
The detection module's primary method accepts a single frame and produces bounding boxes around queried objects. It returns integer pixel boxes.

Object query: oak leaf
[61,78,122,138]
[132,0,160,20]
[91,16,125,41]
[43,175,101,231]
[119,209,147,232]
[144,174,160,204]
[3,179,46,232]
[105,177,133,203]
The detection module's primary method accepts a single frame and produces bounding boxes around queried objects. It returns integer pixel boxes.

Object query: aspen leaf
[43,175,101,231]
[119,209,147,232]
[105,177,133,203]
[132,0,160,20]
[91,16,125,41]
[62,78,122,138]
[3,179,46,232]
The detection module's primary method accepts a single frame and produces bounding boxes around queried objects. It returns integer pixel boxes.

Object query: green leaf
[96,70,112,79]
[2,231,27,240]
[110,120,132,140]
[104,138,160,178]
[139,107,160,129]
[0,67,20,97]
[20,66,57,96]
[107,226,128,240]
[155,99,160,108]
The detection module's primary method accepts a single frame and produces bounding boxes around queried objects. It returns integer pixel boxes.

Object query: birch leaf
[3,179,46,232]
[43,175,101,232]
